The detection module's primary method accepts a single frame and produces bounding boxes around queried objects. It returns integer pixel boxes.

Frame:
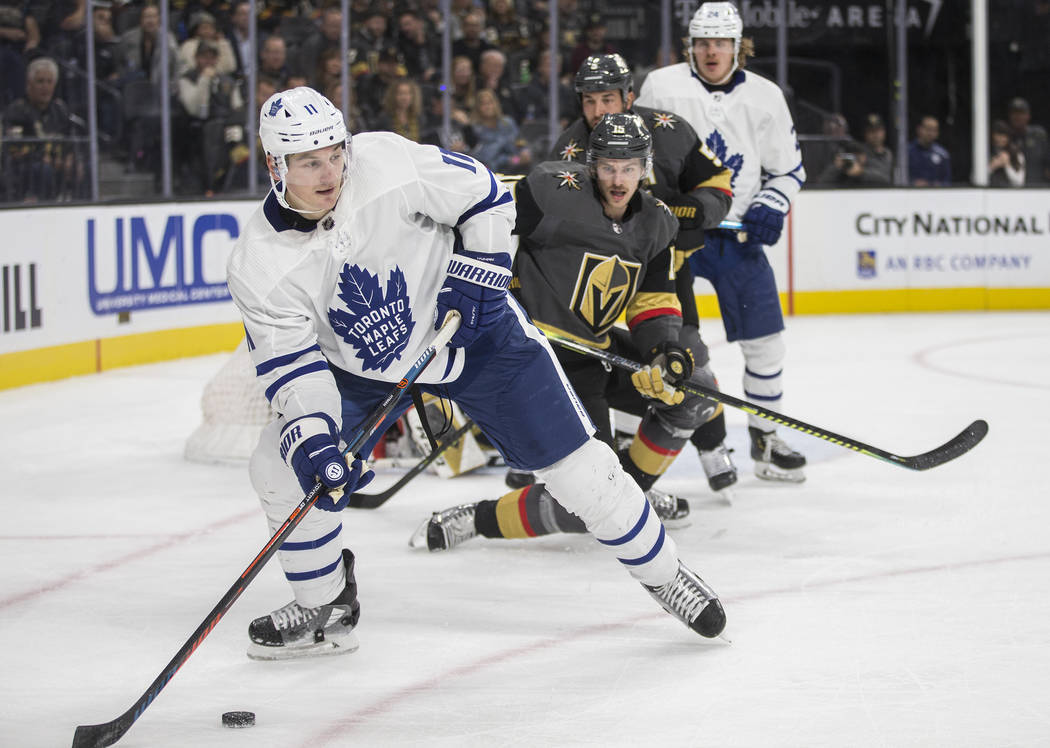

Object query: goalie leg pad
[250,420,348,608]
[535,437,678,587]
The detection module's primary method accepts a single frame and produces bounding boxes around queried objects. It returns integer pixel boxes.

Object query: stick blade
[903,419,989,470]
[72,718,132,748]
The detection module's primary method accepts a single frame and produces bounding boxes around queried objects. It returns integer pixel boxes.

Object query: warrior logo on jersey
[570,252,641,334]
[559,140,583,161]
[328,264,415,372]
[706,130,743,188]
[651,112,676,129]
[555,170,582,190]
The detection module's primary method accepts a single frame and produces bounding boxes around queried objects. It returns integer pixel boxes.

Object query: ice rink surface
[2,311,1049,748]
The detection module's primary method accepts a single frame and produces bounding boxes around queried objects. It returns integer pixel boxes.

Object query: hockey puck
[221,711,255,728]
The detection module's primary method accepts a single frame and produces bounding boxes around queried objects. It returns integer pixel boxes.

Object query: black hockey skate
[247,549,360,660]
[749,427,806,483]
[698,443,738,498]
[644,487,691,525]
[644,562,726,638]
[409,502,478,551]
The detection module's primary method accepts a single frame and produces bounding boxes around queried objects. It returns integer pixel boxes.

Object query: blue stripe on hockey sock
[618,525,666,566]
[279,523,342,551]
[597,500,650,547]
[744,390,782,402]
[284,555,342,582]
[744,367,782,380]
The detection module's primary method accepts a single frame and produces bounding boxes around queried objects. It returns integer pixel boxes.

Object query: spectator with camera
[817,141,888,187]
[989,119,1026,187]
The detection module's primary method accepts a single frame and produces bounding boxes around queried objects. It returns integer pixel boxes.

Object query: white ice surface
[2,311,1049,748]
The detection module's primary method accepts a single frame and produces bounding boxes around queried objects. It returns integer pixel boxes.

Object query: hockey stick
[546,333,988,471]
[346,418,476,509]
[72,312,462,748]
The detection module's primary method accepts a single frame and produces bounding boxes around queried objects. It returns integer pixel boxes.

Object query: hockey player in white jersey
[637,1,808,482]
[227,87,726,658]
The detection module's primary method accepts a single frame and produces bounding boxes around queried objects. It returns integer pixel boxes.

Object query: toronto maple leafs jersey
[227,132,515,427]
[636,65,805,219]
[511,160,680,354]
[549,104,732,228]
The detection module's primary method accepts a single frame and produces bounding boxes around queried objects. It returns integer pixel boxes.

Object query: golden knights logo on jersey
[570,252,641,333]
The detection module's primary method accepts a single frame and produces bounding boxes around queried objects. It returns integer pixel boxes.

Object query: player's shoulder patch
[653,197,674,217]
[650,111,677,130]
[554,169,582,190]
[558,139,583,161]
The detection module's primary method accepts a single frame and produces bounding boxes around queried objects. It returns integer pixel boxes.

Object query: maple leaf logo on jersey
[555,170,581,190]
[706,130,743,189]
[559,140,582,161]
[328,264,415,372]
[651,112,676,129]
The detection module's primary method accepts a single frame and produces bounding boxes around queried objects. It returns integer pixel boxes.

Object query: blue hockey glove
[435,248,513,348]
[279,414,374,510]
[741,189,790,246]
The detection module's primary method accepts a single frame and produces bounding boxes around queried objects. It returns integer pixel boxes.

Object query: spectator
[908,115,951,186]
[469,87,524,173]
[356,45,407,124]
[174,0,231,41]
[0,0,36,108]
[487,0,534,58]
[351,9,389,69]
[802,112,850,180]
[294,6,341,81]
[1006,96,1048,185]
[226,0,253,79]
[2,56,80,202]
[477,48,518,121]
[989,119,1026,187]
[452,9,495,71]
[257,34,289,87]
[118,2,177,173]
[513,48,577,128]
[177,11,237,77]
[30,0,85,63]
[817,141,887,186]
[449,54,477,116]
[322,78,367,134]
[92,1,124,146]
[859,113,893,185]
[372,77,424,143]
[175,39,244,194]
[118,2,177,87]
[395,7,435,82]
[568,13,616,77]
[313,47,344,97]
[420,82,476,152]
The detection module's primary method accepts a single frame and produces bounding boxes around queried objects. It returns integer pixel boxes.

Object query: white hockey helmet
[688,2,744,79]
[258,87,350,212]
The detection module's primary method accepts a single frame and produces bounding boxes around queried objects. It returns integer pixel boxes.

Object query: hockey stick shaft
[72,312,461,748]
[546,333,987,471]
[347,419,476,509]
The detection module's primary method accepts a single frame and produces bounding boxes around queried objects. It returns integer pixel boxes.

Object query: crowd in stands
[0,0,1047,203]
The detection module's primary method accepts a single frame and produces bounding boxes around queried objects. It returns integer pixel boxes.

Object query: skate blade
[408,517,432,549]
[754,464,806,483]
[713,485,736,506]
[246,630,360,661]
